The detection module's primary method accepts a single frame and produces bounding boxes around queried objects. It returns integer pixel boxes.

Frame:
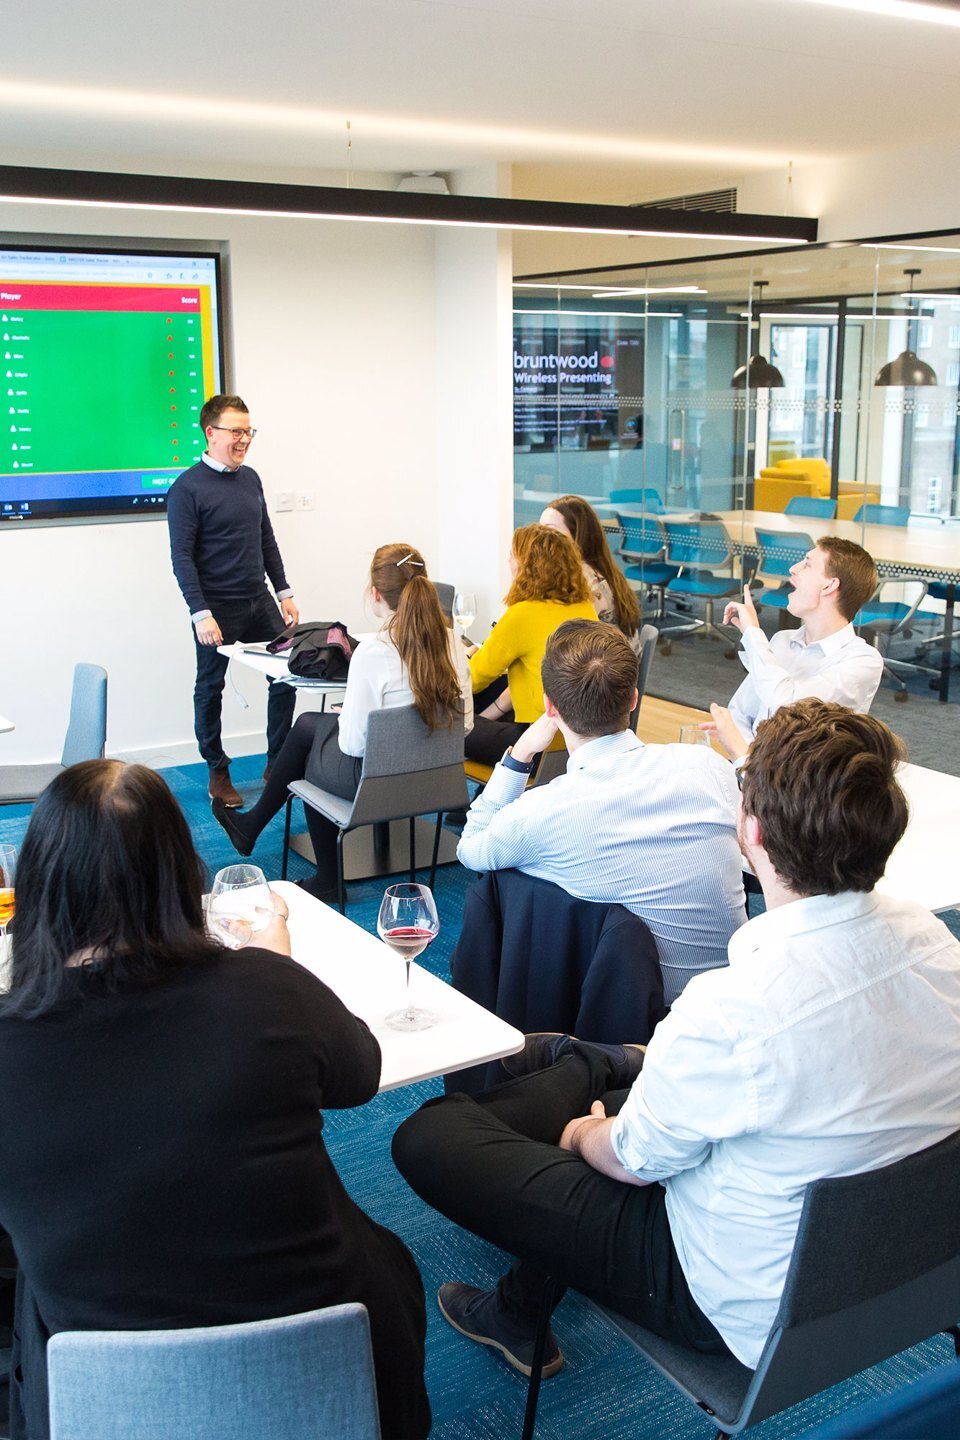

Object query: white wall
[0,198,512,766]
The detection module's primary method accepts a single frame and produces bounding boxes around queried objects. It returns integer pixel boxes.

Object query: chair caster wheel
[894,690,908,703]
[724,648,738,660]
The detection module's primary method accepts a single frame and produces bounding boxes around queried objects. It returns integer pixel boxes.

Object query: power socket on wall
[274,490,293,512]
[296,492,315,511]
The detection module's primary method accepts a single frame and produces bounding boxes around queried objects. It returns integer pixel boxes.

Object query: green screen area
[3,309,208,476]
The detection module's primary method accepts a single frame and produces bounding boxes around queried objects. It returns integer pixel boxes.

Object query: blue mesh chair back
[854,503,910,526]
[609,487,664,513]
[47,1303,382,1440]
[663,520,733,573]
[785,496,837,519]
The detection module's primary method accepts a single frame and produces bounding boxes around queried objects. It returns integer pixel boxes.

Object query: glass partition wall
[514,236,960,701]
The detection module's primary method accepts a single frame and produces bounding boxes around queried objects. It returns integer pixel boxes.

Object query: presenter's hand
[722,585,760,634]
[512,711,559,766]
[195,616,223,646]
[701,703,749,761]
[280,598,300,627]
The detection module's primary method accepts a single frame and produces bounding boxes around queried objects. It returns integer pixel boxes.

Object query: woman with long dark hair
[540,494,642,651]
[464,523,597,766]
[0,760,430,1440]
[214,542,472,897]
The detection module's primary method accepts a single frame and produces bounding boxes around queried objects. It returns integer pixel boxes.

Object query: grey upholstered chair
[281,703,468,911]
[521,1127,960,1440]
[0,663,107,806]
[47,1303,381,1440]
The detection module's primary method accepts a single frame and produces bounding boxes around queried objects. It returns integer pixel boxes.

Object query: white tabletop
[274,881,523,1091]
[877,762,960,914]
[217,643,347,692]
[0,714,12,734]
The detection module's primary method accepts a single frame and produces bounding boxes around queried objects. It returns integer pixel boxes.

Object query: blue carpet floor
[2,755,959,1437]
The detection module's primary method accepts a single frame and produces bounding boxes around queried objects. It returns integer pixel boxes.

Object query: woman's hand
[257,892,292,957]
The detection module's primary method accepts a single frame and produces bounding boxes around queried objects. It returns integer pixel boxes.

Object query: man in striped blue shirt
[456,621,745,1005]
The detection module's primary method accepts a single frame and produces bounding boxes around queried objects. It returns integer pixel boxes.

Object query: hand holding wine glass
[207,864,276,950]
[378,882,439,1032]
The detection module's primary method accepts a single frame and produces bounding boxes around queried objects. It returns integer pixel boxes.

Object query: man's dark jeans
[192,588,296,770]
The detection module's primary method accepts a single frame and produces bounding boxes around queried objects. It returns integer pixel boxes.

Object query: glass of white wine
[207,864,275,950]
[452,592,477,639]
[378,882,440,1032]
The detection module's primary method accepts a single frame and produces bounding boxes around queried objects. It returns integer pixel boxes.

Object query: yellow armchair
[754,459,879,519]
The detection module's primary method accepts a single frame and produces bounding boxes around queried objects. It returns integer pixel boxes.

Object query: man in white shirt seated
[456,620,746,1005]
[393,699,960,1382]
[706,536,882,762]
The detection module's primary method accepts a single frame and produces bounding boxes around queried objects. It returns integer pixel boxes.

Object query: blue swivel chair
[854,503,910,526]
[784,496,837,519]
[660,520,741,654]
[47,1304,382,1440]
[615,512,680,620]
[0,663,108,806]
[609,487,665,513]
[851,503,935,698]
[753,527,814,613]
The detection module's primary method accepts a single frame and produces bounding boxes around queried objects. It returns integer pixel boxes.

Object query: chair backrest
[854,503,910,527]
[60,664,108,768]
[635,624,658,714]
[616,512,667,560]
[755,527,813,581]
[350,704,468,827]
[47,1303,381,1440]
[610,487,664,512]
[664,520,733,570]
[735,1127,960,1431]
[432,581,454,621]
[785,496,837,519]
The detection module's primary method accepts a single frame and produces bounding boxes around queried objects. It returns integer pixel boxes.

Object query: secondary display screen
[0,244,224,522]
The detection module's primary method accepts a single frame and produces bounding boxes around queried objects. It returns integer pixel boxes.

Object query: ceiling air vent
[631,187,738,214]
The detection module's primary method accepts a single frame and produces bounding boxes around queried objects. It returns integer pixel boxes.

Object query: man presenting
[706,536,882,761]
[167,394,299,807]
[457,620,745,1004]
[393,699,960,1381]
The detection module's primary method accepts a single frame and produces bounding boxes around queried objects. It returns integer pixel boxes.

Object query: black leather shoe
[502,1034,645,1087]
[211,797,255,856]
[437,1283,563,1379]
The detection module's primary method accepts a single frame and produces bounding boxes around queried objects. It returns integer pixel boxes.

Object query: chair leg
[336,831,346,914]
[409,815,416,883]
[281,796,292,881]
[945,1323,960,1357]
[429,812,443,890]
[521,1275,558,1440]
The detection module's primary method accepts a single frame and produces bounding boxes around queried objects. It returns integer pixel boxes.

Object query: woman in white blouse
[213,543,472,899]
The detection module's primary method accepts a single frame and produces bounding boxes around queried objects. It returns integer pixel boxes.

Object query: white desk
[0,715,12,734]
[877,762,960,914]
[275,881,523,1091]
[217,643,347,701]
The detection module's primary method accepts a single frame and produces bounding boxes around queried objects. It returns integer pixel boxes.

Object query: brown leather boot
[208,765,243,808]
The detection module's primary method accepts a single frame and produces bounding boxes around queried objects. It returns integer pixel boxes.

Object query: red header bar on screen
[0,283,202,312]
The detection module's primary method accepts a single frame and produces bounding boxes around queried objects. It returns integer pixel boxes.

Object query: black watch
[501,747,535,775]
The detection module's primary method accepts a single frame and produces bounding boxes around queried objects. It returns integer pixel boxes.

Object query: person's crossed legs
[391,1040,725,1379]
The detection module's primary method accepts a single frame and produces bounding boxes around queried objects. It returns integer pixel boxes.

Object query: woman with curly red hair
[464,524,597,765]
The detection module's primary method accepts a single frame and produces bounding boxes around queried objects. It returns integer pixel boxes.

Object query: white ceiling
[5,0,960,203]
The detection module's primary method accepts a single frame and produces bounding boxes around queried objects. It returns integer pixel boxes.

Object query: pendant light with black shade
[875,269,938,387]
[731,281,785,389]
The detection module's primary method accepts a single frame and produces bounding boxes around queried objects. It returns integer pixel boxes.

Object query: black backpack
[267,621,358,681]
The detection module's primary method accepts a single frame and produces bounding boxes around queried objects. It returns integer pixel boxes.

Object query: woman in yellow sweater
[464,524,597,764]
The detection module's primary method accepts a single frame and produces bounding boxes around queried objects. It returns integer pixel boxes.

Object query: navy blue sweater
[166,460,290,615]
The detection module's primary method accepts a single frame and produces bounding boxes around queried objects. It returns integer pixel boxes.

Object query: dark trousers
[392,1048,727,1352]
[234,712,362,891]
[192,588,296,769]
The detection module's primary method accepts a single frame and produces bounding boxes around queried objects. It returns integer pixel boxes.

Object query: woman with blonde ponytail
[213,543,471,899]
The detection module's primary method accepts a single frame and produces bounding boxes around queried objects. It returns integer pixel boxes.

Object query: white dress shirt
[610,891,960,1366]
[337,628,473,757]
[727,622,883,739]
[457,731,746,1004]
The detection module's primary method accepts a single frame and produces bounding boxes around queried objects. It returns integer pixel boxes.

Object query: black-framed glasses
[209,425,257,441]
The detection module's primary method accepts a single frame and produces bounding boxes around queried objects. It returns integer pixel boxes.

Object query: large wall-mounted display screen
[0,244,223,522]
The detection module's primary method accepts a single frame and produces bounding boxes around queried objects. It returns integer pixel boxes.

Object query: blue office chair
[616,512,680,619]
[660,520,741,653]
[752,527,814,613]
[609,487,665,513]
[47,1304,382,1440]
[785,496,837,519]
[854,503,910,526]
[857,578,936,699]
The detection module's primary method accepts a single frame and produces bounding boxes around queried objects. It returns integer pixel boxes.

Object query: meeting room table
[272,880,523,1091]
